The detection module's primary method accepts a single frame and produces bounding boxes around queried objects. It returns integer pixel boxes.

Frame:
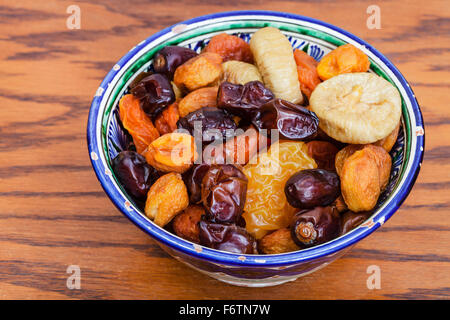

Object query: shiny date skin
[198,220,258,254]
[285,169,340,209]
[290,206,341,248]
[182,163,211,204]
[340,211,371,235]
[153,46,198,80]
[177,107,237,144]
[201,164,248,224]
[252,98,319,140]
[112,151,158,200]
[217,81,275,119]
[130,73,175,119]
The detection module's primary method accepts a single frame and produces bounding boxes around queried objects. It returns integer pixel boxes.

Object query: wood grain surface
[0,0,449,300]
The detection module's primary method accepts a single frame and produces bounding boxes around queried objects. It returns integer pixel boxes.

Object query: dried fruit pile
[112,28,401,255]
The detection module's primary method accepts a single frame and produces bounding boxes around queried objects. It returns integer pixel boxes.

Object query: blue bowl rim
[87,10,425,267]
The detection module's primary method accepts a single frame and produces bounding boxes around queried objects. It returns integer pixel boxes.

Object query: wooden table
[0,0,449,300]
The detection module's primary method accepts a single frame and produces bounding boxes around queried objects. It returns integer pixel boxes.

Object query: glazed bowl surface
[87,10,424,287]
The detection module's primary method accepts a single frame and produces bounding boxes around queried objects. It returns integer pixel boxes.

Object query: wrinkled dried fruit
[145,132,197,173]
[172,205,205,243]
[340,211,371,235]
[198,221,258,254]
[177,107,237,144]
[291,206,341,248]
[174,52,223,91]
[112,151,158,200]
[119,94,160,154]
[252,98,319,140]
[306,140,339,171]
[335,145,363,176]
[154,102,180,135]
[220,60,262,85]
[145,172,189,227]
[183,163,211,203]
[332,195,348,213]
[153,46,198,80]
[373,121,400,152]
[259,228,299,254]
[217,81,275,119]
[130,73,175,118]
[285,169,340,209]
[317,44,370,80]
[201,164,248,224]
[178,86,219,118]
[243,141,317,239]
[293,49,321,98]
[340,145,391,212]
[204,33,253,63]
[203,126,268,165]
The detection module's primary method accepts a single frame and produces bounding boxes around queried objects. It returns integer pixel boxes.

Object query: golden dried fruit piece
[340,145,391,212]
[310,73,402,144]
[178,86,218,117]
[340,148,381,212]
[220,60,263,85]
[171,81,184,100]
[335,144,363,176]
[145,172,189,227]
[172,205,205,244]
[250,27,303,104]
[259,228,300,254]
[174,52,222,91]
[203,33,254,63]
[317,44,370,81]
[145,132,197,173]
[119,94,160,154]
[373,121,400,152]
[242,141,317,239]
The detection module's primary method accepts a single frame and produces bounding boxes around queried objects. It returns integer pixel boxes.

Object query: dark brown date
[285,169,340,209]
[182,163,211,204]
[177,107,237,144]
[112,151,157,200]
[217,81,275,119]
[291,206,341,248]
[306,141,339,171]
[252,98,319,140]
[201,164,248,224]
[198,221,258,254]
[130,73,175,119]
[340,211,371,235]
[153,46,198,80]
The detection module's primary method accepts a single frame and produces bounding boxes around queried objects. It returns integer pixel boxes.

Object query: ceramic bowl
[87,11,424,287]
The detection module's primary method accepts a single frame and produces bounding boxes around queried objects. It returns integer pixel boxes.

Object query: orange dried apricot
[172,205,205,243]
[174,52,222,91]
[119,94,159,154]
[242,141,317,239]
[178,86,218,118]
[293,50,321,98]
[317,44,370,80]
[145,132,197,173]
[204,33,253,63]
[154,102,180,135]
[373,121,400,152]
[258,228,300,254]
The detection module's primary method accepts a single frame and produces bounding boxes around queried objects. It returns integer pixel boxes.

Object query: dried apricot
[242,141,317,239]
[145,172,189,227]
[335,145,363,176]
[178,86,218,118]
[317,44,370,80]
[293,50,321,98]
[154,102,180,135]
[174,52,222,91]
[145,132,197,173]
[204,33,253,63]
[119,94,160,154]
[172,205,205,243]
[340,144,391,212]
[259,228,299,254]
[306,140,339,171]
